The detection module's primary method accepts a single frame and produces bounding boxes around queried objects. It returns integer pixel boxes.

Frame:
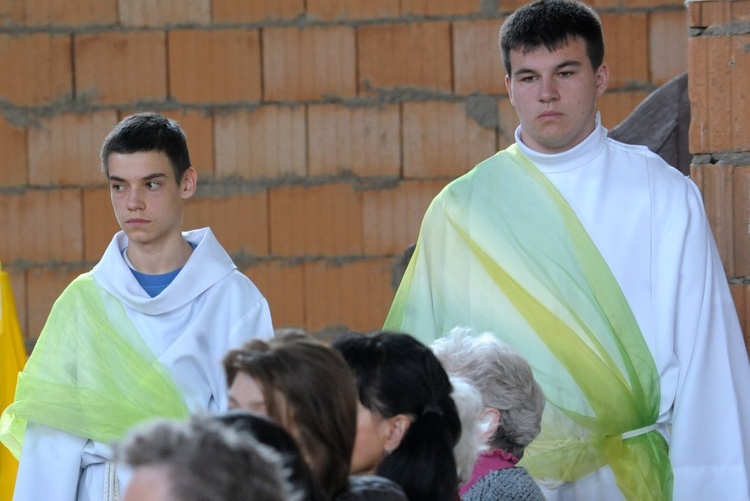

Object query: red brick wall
[0,0,689,347]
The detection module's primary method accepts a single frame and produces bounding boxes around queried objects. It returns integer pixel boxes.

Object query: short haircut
[100,112,191,182]
[499,0,604,75]
[432,327,545,459]
[222,331,358,499]
[119,414,294,501]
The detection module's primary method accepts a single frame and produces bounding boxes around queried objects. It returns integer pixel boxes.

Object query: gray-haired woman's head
[432,327,545,459]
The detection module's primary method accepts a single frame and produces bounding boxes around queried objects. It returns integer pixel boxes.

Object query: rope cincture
[622,423,659,440]
[539,423,662,491]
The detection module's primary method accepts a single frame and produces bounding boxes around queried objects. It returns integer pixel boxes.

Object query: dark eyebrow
[554,59,582,71]
[108,173,169,183]
[513,59,582,77]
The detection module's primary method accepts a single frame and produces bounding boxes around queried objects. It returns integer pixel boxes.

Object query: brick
[623,0,686,8]
[214,107,306,180]
[4,266,28,345]
[0,189,83,262]
[692,163,735,274]
[578,0,616,7]
[687,0,703,27]
[453,19,506,95]
[263,25,356,101]
[649,10,688,86]
[26,266,85,344]
[401,0,482,15]
[733,165,750,276]
[729,35,750,151]
[690,0,750,28]
[163,109,215,179]
[307,104,400,178]
[28,110,118,187]
[269,183,363,257]
[306,0,398,20]
[0,0,25,24]
[184,192,269,256]
[499,0,536,11]
[729,283,750,359]
[733,0,750,22]
[362,180,450,255]
[598,90,650,130]
[75,31,167,105]
[119,0,209,27]
[0,115,27,186]
[169,29,261,104]
[403,101,497,178]
[82,187,119,261]
[303,258,393,332]
[243,261,306,329]
[4,0,118,26]
[357,22,452,94]
[600,13,649,90]
[688,36,710,154]
[688,35,748,153]
[0,33,72,105]
[696,1,730,28]
[212,0,304,22]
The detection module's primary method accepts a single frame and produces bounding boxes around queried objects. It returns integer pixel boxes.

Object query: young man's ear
[181,167,197,200]
[383,414,411,454]
[595,63,609,97]
[505,74,515,107]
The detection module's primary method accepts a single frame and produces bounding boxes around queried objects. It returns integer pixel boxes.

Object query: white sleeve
[210,296,274,412]
[14,423,86,501]
[669,182,750,500]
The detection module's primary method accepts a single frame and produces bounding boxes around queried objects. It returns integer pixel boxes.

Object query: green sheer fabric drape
[0,274,188,458]
[385,145,672,500]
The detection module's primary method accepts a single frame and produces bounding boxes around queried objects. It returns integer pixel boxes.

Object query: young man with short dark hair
[385,1,750,499]
[1,112,274,500]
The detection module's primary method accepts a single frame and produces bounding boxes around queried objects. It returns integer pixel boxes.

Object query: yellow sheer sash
[0,274,189,459]
[385,145,672,500]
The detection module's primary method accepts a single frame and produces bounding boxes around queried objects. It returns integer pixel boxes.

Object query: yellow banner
[0,263,26,501]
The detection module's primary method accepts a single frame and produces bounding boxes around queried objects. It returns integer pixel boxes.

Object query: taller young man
[384,1,750,499]
[0,112,274,500]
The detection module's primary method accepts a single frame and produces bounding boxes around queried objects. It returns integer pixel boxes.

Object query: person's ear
[505,74,515,107]
[595,64,608,97]
[181,167,197,200]
[382,414,411,454]
[478,407,501,444]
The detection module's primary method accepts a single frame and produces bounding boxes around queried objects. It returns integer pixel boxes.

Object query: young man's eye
[110,184,123,192]
[146,182,161,189]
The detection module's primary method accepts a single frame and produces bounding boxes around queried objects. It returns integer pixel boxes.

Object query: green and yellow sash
[0,274,188,458]
[385,145,672,500]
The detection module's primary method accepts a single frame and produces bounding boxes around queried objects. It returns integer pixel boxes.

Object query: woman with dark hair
[332,331,462,501]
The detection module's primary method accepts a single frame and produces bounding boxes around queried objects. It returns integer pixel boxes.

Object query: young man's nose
[539,77,560,102]
[127,188,145,209]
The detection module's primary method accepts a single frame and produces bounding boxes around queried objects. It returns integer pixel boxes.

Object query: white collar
[514,113,608,173]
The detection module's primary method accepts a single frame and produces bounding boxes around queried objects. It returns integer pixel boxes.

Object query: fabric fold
[0,274,189,459]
